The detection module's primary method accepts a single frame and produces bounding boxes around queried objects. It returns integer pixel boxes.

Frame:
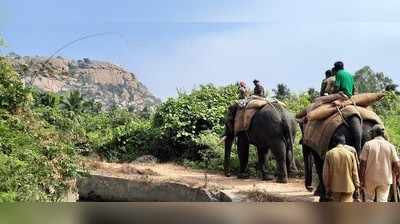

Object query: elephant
[223,102,298,183]
[300,115,378,201]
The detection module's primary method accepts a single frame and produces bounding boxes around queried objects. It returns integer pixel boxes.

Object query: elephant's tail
[279,109,294,154]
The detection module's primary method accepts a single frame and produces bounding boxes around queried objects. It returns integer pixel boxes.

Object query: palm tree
[61,90,84,113]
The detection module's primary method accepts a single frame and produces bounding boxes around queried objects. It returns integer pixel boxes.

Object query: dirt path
[84,160,318,202]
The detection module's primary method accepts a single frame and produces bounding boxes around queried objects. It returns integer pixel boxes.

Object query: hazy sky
[1,0,400,99]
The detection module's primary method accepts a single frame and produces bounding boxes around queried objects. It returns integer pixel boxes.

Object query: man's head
[369,124,385,139]
[239,81,246,87]
[253,79,260,85]
[334,61,344,71]
[325,70,332,78]
[332,134,346,146]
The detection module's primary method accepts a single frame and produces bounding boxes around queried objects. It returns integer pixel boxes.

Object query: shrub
[97,119,160,162]
[0,57,31,112]
[0,58,80,201]
[152,84,238,160]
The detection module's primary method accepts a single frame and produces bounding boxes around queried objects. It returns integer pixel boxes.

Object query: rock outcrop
[7,54,160,111]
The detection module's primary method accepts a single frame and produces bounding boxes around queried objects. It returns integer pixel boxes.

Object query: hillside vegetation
[1,52,399,201]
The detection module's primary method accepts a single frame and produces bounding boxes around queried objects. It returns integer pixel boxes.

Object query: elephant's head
[223,104,237,138]
[223,103,238,177]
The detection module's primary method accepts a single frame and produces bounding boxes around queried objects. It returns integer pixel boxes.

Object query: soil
[84,159,319,202]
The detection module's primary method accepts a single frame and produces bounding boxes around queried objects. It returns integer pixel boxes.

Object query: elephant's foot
[288,170,299,178]
[314,185,322,196]
[224,167,231,177]
[262,174,274,181]
[237,172,250,179]
[306,186,314,192]
[276,177,288,184]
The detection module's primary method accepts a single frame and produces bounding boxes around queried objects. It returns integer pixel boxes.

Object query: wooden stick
[393,173,398,202]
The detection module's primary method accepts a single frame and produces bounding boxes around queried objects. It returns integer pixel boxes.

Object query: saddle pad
[303,106,366,156]
[233,99,268,135]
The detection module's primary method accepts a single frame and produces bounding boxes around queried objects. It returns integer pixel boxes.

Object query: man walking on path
[334,61,355,97]
[360,125,400,202]
[323,134,360,202]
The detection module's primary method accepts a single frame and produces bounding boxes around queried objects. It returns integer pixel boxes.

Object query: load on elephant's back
[297,92,386,201]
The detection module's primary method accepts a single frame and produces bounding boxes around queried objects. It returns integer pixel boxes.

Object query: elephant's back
[249,103,288,139]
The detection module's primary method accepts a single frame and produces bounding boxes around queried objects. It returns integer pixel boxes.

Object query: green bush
[0,58,80,201]
[97,119,159,162]
[152,84,238,160]
[376,91,400,150]
[0,57,31,112]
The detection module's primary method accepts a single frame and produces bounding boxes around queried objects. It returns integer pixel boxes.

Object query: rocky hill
[6,54,160,111]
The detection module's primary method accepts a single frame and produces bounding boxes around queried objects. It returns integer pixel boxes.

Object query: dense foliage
[354,66,395,93]
[152,84,238,160]
[2,39,400,201]
[0,57,79,202]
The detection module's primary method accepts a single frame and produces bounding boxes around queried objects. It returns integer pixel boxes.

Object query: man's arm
[335,73,341,90]
[360,161,367,187]
[391,147,400,176]
[359,144,369,187]
[351,154,361,201]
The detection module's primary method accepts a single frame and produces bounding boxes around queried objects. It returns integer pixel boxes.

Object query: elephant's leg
[258,147,274,181]
[287,148,298,177]
[313,152,327,202]
[237,133,250,179]
[224,135,235,177]
[302,145,314,192]
[349,116,362,154]
[271,141,288,183]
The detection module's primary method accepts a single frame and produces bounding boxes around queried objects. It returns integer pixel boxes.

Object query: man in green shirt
[334,61,355,97]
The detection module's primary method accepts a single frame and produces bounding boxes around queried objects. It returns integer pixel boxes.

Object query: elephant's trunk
[224,135,235,177]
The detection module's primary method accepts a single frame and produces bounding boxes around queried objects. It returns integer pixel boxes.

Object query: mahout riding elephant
[300,115,378,201]
[223,102,298,183]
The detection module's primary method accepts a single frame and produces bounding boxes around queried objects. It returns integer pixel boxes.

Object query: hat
[253,79,260,84]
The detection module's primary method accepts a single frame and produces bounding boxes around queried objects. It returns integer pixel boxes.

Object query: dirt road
[83,160,318,202]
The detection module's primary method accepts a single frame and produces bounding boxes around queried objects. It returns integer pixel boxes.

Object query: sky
[1,0,400,99]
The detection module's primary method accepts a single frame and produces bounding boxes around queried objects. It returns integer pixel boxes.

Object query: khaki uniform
[320,76,336,96]
[239,86,250,99]
[323,144,360,202]
[360,136,400,202]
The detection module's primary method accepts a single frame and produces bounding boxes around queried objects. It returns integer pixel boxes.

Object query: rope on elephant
[336,106,350,127]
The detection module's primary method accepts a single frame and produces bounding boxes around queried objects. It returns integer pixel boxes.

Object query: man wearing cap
[253,79,265,97]
[323,134,360,202]
[360,125,400,202]
[333,61,355,97]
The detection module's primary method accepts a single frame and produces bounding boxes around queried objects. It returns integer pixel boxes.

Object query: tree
[34,90,60,108]
[0,36,5,54]
[82,99,102,113]
[307,88,319,101]
[385,84,399,95]
[61,90,84,113]
[354,66,394,93]
[273,83,291,100]
[0,57,31,112]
